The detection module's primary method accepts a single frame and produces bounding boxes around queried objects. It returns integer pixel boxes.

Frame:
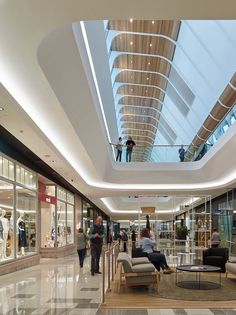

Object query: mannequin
[0,209,9,258]
[17,211,26,256]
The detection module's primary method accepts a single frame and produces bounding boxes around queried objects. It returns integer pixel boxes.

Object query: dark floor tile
[210,310,227,315]
[46,298,92,304]
[222,310,236,315]
[43,309,72,315]
[7,308,36,315]
[96,310,148,315]
[80,288,99,291]
[74,303,100,309]
[173,310,188,315]
[11,294,35,298]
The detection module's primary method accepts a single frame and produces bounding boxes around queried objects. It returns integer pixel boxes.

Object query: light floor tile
[185,310,214,315]
[148,310,176,315]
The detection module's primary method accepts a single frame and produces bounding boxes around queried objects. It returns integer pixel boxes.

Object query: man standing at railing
[89,216,105,276]
[178,144,186,162]
[126,136,136,162]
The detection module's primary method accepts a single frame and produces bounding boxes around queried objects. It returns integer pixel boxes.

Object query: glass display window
[57,201,66,247]
[16,186,37,258]
[0,180,14,263]
[40,202,56,248]
[66,204,74,245]
[57,187,66,202]
[16,164,37,190]
[67,192,74,205]
[0,155,15,181]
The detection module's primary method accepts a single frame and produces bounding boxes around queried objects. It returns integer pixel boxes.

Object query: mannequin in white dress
[0,209,9,258]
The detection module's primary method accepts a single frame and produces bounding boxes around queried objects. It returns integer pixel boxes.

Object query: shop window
[16,186,37,258]
[40,202,56,248]
[57,201,66,247]
[16,164,37,190]
[67,204,74,245]
[0,180,14,263]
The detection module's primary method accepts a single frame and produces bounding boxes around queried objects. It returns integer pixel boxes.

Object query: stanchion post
[107,249,111,291]
[102,249,105,305]
[112,245,114,281]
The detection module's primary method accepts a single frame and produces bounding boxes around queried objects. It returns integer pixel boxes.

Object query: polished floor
[0,254,236,314]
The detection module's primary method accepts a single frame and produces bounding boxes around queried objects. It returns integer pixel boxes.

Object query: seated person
[140,228,173,274]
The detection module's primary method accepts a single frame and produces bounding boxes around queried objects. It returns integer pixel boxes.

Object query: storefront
[0,152,39,274]
[39,176,75,258]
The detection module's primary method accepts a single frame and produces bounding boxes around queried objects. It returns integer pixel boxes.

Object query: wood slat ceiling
[118,96,162,111]
[108,20,181,161]
[108,20,180,39]
[111,34,175,59]
[117,85,165,99]
[115,71,168,90]
[113,54,171,74]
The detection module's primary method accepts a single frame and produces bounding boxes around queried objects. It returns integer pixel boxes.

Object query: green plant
[176,226,188,239]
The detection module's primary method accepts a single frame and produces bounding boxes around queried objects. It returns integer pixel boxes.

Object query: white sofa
[226,257,236,277]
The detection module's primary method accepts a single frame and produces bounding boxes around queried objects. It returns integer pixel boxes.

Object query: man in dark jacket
[126,136,136,162]
[89,216,105,276]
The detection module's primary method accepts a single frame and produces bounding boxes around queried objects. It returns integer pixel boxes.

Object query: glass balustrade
[110,144,198,162]
[111,104,236,163]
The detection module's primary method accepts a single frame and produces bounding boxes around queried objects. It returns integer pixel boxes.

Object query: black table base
[176,280,221,290]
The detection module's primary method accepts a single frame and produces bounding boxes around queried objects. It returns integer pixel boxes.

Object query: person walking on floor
[126,136,136,162]
[89,216,105,276]
[131,230,136,248]
[211,228,221,248]
[116,137,123,162]
[77,228,87,268]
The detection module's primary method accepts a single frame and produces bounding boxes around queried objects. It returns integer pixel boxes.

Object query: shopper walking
[211,228,221,248]
[116,137,123,162]
[131,230,136,248]
[121,230,128,252]
[77,228,87,268]
[126,136,136,162]
[89,216,105,276]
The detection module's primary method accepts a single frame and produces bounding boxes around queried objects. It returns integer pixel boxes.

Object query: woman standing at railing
[116,137,123,162]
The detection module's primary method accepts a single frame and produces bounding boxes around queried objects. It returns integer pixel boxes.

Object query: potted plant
[176,226,188,240]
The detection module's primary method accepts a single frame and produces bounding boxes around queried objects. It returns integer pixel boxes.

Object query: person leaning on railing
[115,137,123,162]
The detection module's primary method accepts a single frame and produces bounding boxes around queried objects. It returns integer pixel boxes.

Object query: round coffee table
[176,265,221,290]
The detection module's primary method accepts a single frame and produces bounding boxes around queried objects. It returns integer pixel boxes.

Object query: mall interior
[1,1,236,314]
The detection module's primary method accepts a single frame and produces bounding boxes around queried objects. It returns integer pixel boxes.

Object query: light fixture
[0,107,4,111]
[147,77,149,80]
[130,41,133,46]
[149,43,152,47]
[129,18,133,23]
[148,62,151,65]
[152,20,155,24]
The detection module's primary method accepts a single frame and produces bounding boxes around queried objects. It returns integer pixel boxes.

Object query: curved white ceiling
[1,1,236,197]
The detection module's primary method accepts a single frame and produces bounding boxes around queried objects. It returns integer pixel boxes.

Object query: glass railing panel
[110,144,198,163]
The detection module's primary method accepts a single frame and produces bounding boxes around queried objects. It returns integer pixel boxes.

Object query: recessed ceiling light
[149,43,152,47]
[0,107,4,111]
[129,18,133,23]
[130,41,133,45]
[152,20,155,24]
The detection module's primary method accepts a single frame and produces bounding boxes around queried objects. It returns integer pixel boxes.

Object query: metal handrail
[101,241,120,305]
